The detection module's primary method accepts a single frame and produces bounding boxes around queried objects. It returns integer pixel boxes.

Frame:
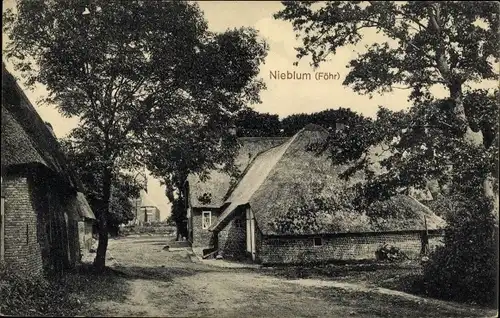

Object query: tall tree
[275,1,499,303]
[142,26,268,239]
[281,108,369,136]
[235,107,282,137]
[3,0,267,270]
[274,0,499,214]
[61,138,142,233]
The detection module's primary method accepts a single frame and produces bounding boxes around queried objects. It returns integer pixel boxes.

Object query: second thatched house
[186,124,446,265]
[1,64,95,274]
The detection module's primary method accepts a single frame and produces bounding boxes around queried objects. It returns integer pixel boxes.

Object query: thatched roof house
[1,64,95,273]
[187,123,445,264]
[187,137,289,208]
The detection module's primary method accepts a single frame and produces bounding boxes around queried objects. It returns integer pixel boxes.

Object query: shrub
[421,196,498,307]
[0,264,81,316]
[375,243,408,262]
[119,223,176,236]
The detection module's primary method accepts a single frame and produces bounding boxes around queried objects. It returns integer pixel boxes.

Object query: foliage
[269,188,360,235]
[3,0,268,269]
[0,264,79,316]
[301,93,498,210]
[375,244,409,262]
[235,107,281,137]
[425,194,459,219]
[165,214,176,226]
[421,195,498,306]
[233,107,368,138]
[0,263,131,317]
[60,139,141,227]
[274,1,499,101]
[120,223,176,236]
[281,107,369,137]
[274,0,499,208]
[275,1,499,304]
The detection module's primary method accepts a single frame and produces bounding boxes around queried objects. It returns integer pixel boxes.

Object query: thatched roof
[209,124,445,235]
[73,192,96,221]
[187,137,289,208]
[1,105,48,167]
[1,65,95,220]
[2,66,80,186]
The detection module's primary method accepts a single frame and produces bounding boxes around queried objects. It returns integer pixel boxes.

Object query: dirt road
[86,236,496,318]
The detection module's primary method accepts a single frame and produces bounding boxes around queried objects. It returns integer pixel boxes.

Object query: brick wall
[2,174,44,274]
[191,208,219,248]
[259,232,445,265]
[218,216,246,259]
[254,225,263,263]
[1,170,85,274]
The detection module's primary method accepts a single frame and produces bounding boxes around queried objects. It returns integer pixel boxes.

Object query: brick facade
[218,214,246,259]
[259,232,445,265]
[1,168,85,274]
[254,225,263,263]
[190,208,219,248]
[2,173,44,274]
[212,205,445,265]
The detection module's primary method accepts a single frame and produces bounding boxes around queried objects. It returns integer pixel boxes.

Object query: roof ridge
[407,195,445,223]
[210,133,300,231]
[222,136,293,203]
[300,123,329,133]
[2,67,82,190]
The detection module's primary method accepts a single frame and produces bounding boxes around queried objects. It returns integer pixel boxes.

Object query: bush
[375,243,409,262]
[0,264,81,316]
[421,197,498,307]
[119,223,176,236]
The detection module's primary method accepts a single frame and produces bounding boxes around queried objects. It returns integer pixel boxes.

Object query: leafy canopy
[275,1,499,206]
[3,0,268,267]
[275,1,499,101]
[3,0,268,171]
[60,139,142,226]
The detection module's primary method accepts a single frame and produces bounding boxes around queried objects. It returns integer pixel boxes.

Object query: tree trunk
[448,83,498,217]
[93,167,113,271]
[175,222,182,241]
[448,81,484,146]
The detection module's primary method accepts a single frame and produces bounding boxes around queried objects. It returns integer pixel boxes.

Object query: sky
[2,1,498,220]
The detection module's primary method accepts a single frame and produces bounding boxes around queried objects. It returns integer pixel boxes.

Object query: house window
[313,237,323,247]
[202,211,212,229]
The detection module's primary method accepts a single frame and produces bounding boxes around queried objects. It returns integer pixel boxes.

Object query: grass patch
[0,263,130,317]
[264,260,498,310]
[266,260,421,281]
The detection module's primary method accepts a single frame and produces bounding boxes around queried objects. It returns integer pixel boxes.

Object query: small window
[313,237,323,247]
[202,211,212,229]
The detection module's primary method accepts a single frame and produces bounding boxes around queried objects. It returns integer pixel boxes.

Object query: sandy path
[84,236,496,318]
